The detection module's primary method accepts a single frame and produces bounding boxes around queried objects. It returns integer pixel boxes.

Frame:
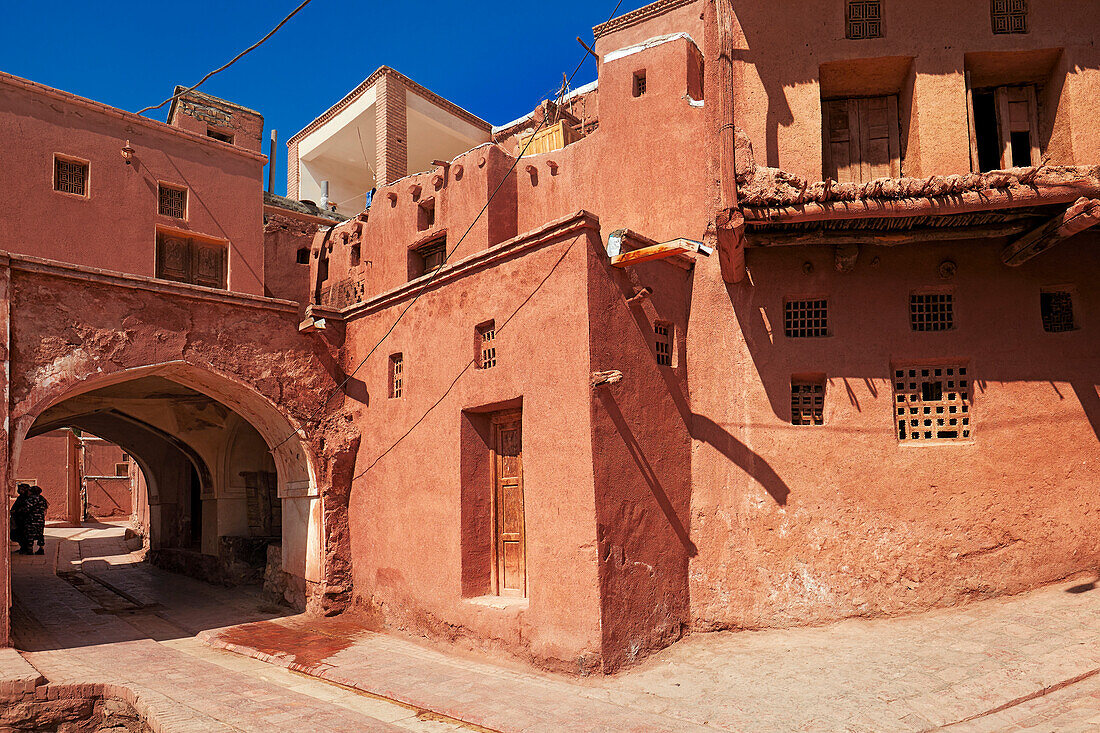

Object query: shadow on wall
[597,391,698,556]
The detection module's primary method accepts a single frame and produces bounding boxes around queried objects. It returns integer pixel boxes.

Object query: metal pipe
[320,180,330,209]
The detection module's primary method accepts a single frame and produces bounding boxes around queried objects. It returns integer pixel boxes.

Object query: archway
[12,362,322,597]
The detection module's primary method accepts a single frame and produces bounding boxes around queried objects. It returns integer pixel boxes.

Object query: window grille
[894,365,971,442]
[479,323,497,369]
[633,71,647,97]
[1040,291,1075,332]
[54,158,87,196]
[158,185,186,219]
[784,299,829,338]
[791,379,825,426]
[846,0,883,39]
[991,0,1027,34]
[910,293,954,331]
[654,322,673,366]
[389,354,403,399]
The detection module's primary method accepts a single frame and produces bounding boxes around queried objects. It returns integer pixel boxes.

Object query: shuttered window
[155,232,228,289]
[823,96,900,183]
[970,84,1040,171]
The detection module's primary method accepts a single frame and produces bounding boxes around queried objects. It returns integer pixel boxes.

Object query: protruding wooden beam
[609,238,710,268]
[1002,197,1100,266]
[713,210,746,283]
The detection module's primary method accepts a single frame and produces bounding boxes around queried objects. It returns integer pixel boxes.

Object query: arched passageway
[13,364,322,597]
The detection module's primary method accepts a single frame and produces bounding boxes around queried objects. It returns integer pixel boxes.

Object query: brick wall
[375,74,408,185]
[287,138,300,199]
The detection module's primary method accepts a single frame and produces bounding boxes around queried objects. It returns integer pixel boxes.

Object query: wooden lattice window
[791,379,825,426]
[991,0,1027,34]
[478,322,497,369]
[54,157,88,196]
[654,321,673,366]
[1041,290,1076,332]
[846,0,883,39]
[158,185,187,219]
[784,299,829,338]
[411,237,447,280]
[389,353,403,398]
[894,365,971,442]
[910,293,954,331]
[115,463,129,477]
[633,70,647,97]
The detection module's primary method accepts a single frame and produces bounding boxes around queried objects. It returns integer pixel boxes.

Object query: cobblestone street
[7,523,1100,732]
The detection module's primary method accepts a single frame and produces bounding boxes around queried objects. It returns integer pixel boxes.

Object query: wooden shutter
[824,95,900,183]
[492,411,525,597]
[156,233,192,284]
[996,85,1040,168]
[192,241,227,289]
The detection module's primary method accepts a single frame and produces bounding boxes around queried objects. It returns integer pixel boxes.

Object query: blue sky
[0,0,648,195]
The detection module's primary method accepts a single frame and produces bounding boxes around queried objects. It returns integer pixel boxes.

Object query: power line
[268,0,619,455]
[136,0,317,116]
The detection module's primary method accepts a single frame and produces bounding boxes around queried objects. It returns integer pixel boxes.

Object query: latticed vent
[784,299,828,338]
[910,293,954,331]
[1040,291,1075,332]
[846,0,883,39]
[791,379,825,426]
[894,365,971,442]
[389,354,403,399]
[991,0,1027,34]
[158,185,186,218]
[479,323,497,369]
[654,322,672,366]
[54,158,87,196]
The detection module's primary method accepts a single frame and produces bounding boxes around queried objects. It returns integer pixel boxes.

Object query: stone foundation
[149,536,274,587]
[2,685,150,733]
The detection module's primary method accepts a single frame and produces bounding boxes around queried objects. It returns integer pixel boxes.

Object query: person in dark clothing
[10,484,31,554]
[26,486,48,555]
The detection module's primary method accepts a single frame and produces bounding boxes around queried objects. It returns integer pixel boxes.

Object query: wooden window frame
[990,0,1027,34]
[477,321,497,369]
[791,377,826,426]
[158,183,188,220]
[53,154,90,199]
[154,228,229,290]
[845,0,884,40]
[893,363,972,443]
[654,320,675,366]
[389,353,404,399]
[632,69,647,97]
[822,95,901,183]
[784,298,830,338]
[909,290,955,332]
[966,79,1041,172]
[1040,287,1078,333]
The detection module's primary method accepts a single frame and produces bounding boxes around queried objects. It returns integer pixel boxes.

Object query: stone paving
[8,522,1100,732]
[9,524,475,732]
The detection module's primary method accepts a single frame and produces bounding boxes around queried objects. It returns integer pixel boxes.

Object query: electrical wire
[267,0,621,455]
[136,0,317,115]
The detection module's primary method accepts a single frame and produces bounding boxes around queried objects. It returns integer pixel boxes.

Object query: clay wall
[687,233,1100,629]
[587,245,696,671]
[168,90,265,153]
[339,216,604,672]
[263,210,319,305]
[14,430,69,521]
[82,439,133,519]
[0,73,266,295]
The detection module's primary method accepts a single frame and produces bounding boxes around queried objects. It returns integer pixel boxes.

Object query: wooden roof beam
[1002,197,1100,266]
[608,237,712,268]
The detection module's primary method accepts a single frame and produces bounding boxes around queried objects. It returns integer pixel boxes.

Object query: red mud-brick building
[2,0,1098,675]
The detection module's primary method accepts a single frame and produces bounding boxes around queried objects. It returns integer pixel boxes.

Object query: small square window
[389,353,403,399]
[910,293,954,331]
[632,70,647,97]
[477,322,496,369]
[791,379,825,426]
[410,237,447,280]
[991,0,1027,34]
[207,128,234,144]
[296,247,311,265]
[418,199,436,231]
[1040,290,1076,333]
[846,0,883,39]
[784,299,829,338]
[115,463,129,477]
[654,321,673,366]
[894,363,971,442]
[54,156,88,196]
[158,184,187,219]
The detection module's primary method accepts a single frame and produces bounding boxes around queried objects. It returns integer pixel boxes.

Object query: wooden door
[492,411,525,597]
